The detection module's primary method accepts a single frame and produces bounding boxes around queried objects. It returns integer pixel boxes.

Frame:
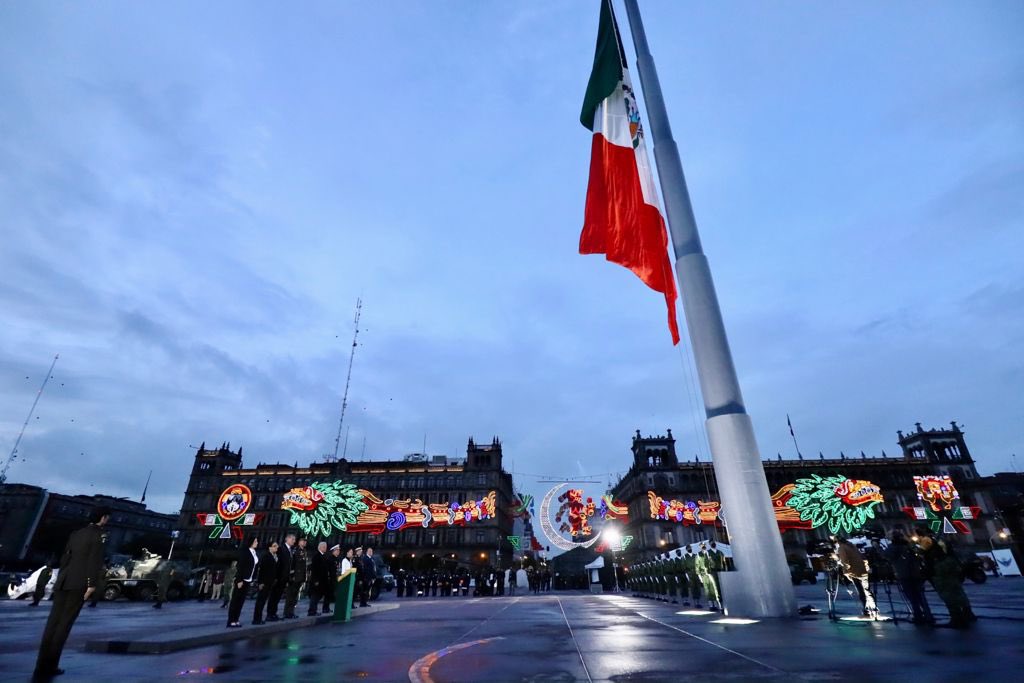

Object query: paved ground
[1,579,1022,682]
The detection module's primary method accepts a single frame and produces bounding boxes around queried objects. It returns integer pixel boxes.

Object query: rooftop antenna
[341,426,351,459]
[330,298,362,462]
[360,434,367,460]
[1,354,59,486]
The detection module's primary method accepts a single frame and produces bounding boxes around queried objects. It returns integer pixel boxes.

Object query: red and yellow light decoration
[197,484,262,539]
[902,475,979,534]
[217,484,253,521]
[556,489,596,537]
[279,479,497,537]
[647,491,722,526]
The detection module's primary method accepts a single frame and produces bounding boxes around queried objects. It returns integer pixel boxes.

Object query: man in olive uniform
[153,562,175,609]
[708,541,727,598]
[34,506,110,680]
[221,561,237,608]
[697,543,721,611]
[683,546,702,608]
[668,550,682,604]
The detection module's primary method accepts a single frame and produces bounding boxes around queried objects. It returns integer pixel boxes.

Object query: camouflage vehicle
[101,549,191,601]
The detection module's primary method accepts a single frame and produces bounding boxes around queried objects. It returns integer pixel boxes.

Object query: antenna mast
[331,299,362,462]
[1,354,59,485]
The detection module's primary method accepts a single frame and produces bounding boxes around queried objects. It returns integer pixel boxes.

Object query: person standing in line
[210,568,224,603]
[284,537,307,618]
[683,547,702,608]
[359,547,375,607]
[697,543,722,611]
[307,541,330,616]
[271,533,295,621]
[367,548,383,601]
[30,564,53,607]
[323,544,340,613]
[252,540,279,625]
[196,569,212,601]
[33,506,109,681]
[226,536,259,628]
[507,566,517,596]
[220,561,237,608]
[708,541,727,596]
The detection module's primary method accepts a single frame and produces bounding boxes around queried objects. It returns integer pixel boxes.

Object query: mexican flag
[579,0,680,345]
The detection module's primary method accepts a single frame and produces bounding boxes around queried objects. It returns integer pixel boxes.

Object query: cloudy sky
[1,1,1021,516]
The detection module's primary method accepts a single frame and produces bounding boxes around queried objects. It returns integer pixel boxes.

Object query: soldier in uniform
[683,546,702,608]
[921,534,975,628]
[220,560,237,608]
[34,505,110,680]
[656,557,668,601]
[153,562,175,609]
[668,550,681,604]
[697,543,722,611]
[708,541,727,597]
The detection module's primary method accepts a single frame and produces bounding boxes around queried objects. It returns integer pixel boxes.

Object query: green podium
[333,569,357,623]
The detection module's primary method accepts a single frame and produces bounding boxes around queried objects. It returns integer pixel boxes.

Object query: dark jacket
[361,554,377,581]
[290,545,308,585]
[277,543,294,584]
[53,524,106,591]
[236,547,259,584]
[258,551,279,588]
[310,551,331,589]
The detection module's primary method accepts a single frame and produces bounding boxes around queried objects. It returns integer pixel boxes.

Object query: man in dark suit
[284,536,307,618]
[359,547,376,607]
[33,506,110,680]
[252,540,279,625]
[268,533,294,621]
[306,541,329,616]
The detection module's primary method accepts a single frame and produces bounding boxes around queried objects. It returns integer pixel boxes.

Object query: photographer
[835,537,878,618]
[883,530,933,625]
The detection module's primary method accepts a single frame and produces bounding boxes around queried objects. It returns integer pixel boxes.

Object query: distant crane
[1,354,59,485]
[330,299,362,462]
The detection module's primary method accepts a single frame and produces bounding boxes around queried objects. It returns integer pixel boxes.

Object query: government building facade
[176,437,516,571]
[608,422,1016,564]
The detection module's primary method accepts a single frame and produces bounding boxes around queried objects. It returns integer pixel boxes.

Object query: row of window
[191,528,497,549]
[194,473,491,494]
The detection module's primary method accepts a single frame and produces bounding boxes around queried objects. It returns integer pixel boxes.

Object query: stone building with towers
[608,422,1013,564]
[175,437,516,571]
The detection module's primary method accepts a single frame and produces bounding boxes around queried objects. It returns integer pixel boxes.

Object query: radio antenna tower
[1,354,59,485]
[330,299,362,462]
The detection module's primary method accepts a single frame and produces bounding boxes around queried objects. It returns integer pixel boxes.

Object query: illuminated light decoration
[902,504,981,535]
[555,488,596,537]
[511,493,534,520]
[594,534,633,554]
[281,481,497,537]
[902,475,979,534]
[539,484,601,551]
[507,535,522,550]
[772,474,883,534]
[598,495,629,521]
[195,512,264,540]
[282,481,369,538]
[647,491,722,526]
[217,484,253,521]
[914,475,959,512]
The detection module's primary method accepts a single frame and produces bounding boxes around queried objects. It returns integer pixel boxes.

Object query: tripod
[824,566,842,622]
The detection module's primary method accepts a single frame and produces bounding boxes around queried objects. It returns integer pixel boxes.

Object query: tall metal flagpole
[621,0,795,617]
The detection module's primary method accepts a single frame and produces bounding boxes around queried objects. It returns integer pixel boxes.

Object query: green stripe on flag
[580,0,626,131]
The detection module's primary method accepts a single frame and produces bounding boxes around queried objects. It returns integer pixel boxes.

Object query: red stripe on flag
[580,134,680,345]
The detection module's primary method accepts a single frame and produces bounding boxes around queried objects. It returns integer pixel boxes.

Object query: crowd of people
[391,564,553,598]
[221,535,384,628]
[833,528,977,628]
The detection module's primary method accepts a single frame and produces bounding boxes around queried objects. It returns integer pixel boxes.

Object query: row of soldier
[627,542,728,611]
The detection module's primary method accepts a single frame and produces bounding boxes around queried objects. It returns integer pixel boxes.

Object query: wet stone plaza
[1,580,1022,682]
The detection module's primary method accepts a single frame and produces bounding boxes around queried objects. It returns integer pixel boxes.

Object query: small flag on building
[579,0,680,345]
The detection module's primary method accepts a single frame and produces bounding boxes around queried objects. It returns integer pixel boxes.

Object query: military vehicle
[101,549,191,601]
